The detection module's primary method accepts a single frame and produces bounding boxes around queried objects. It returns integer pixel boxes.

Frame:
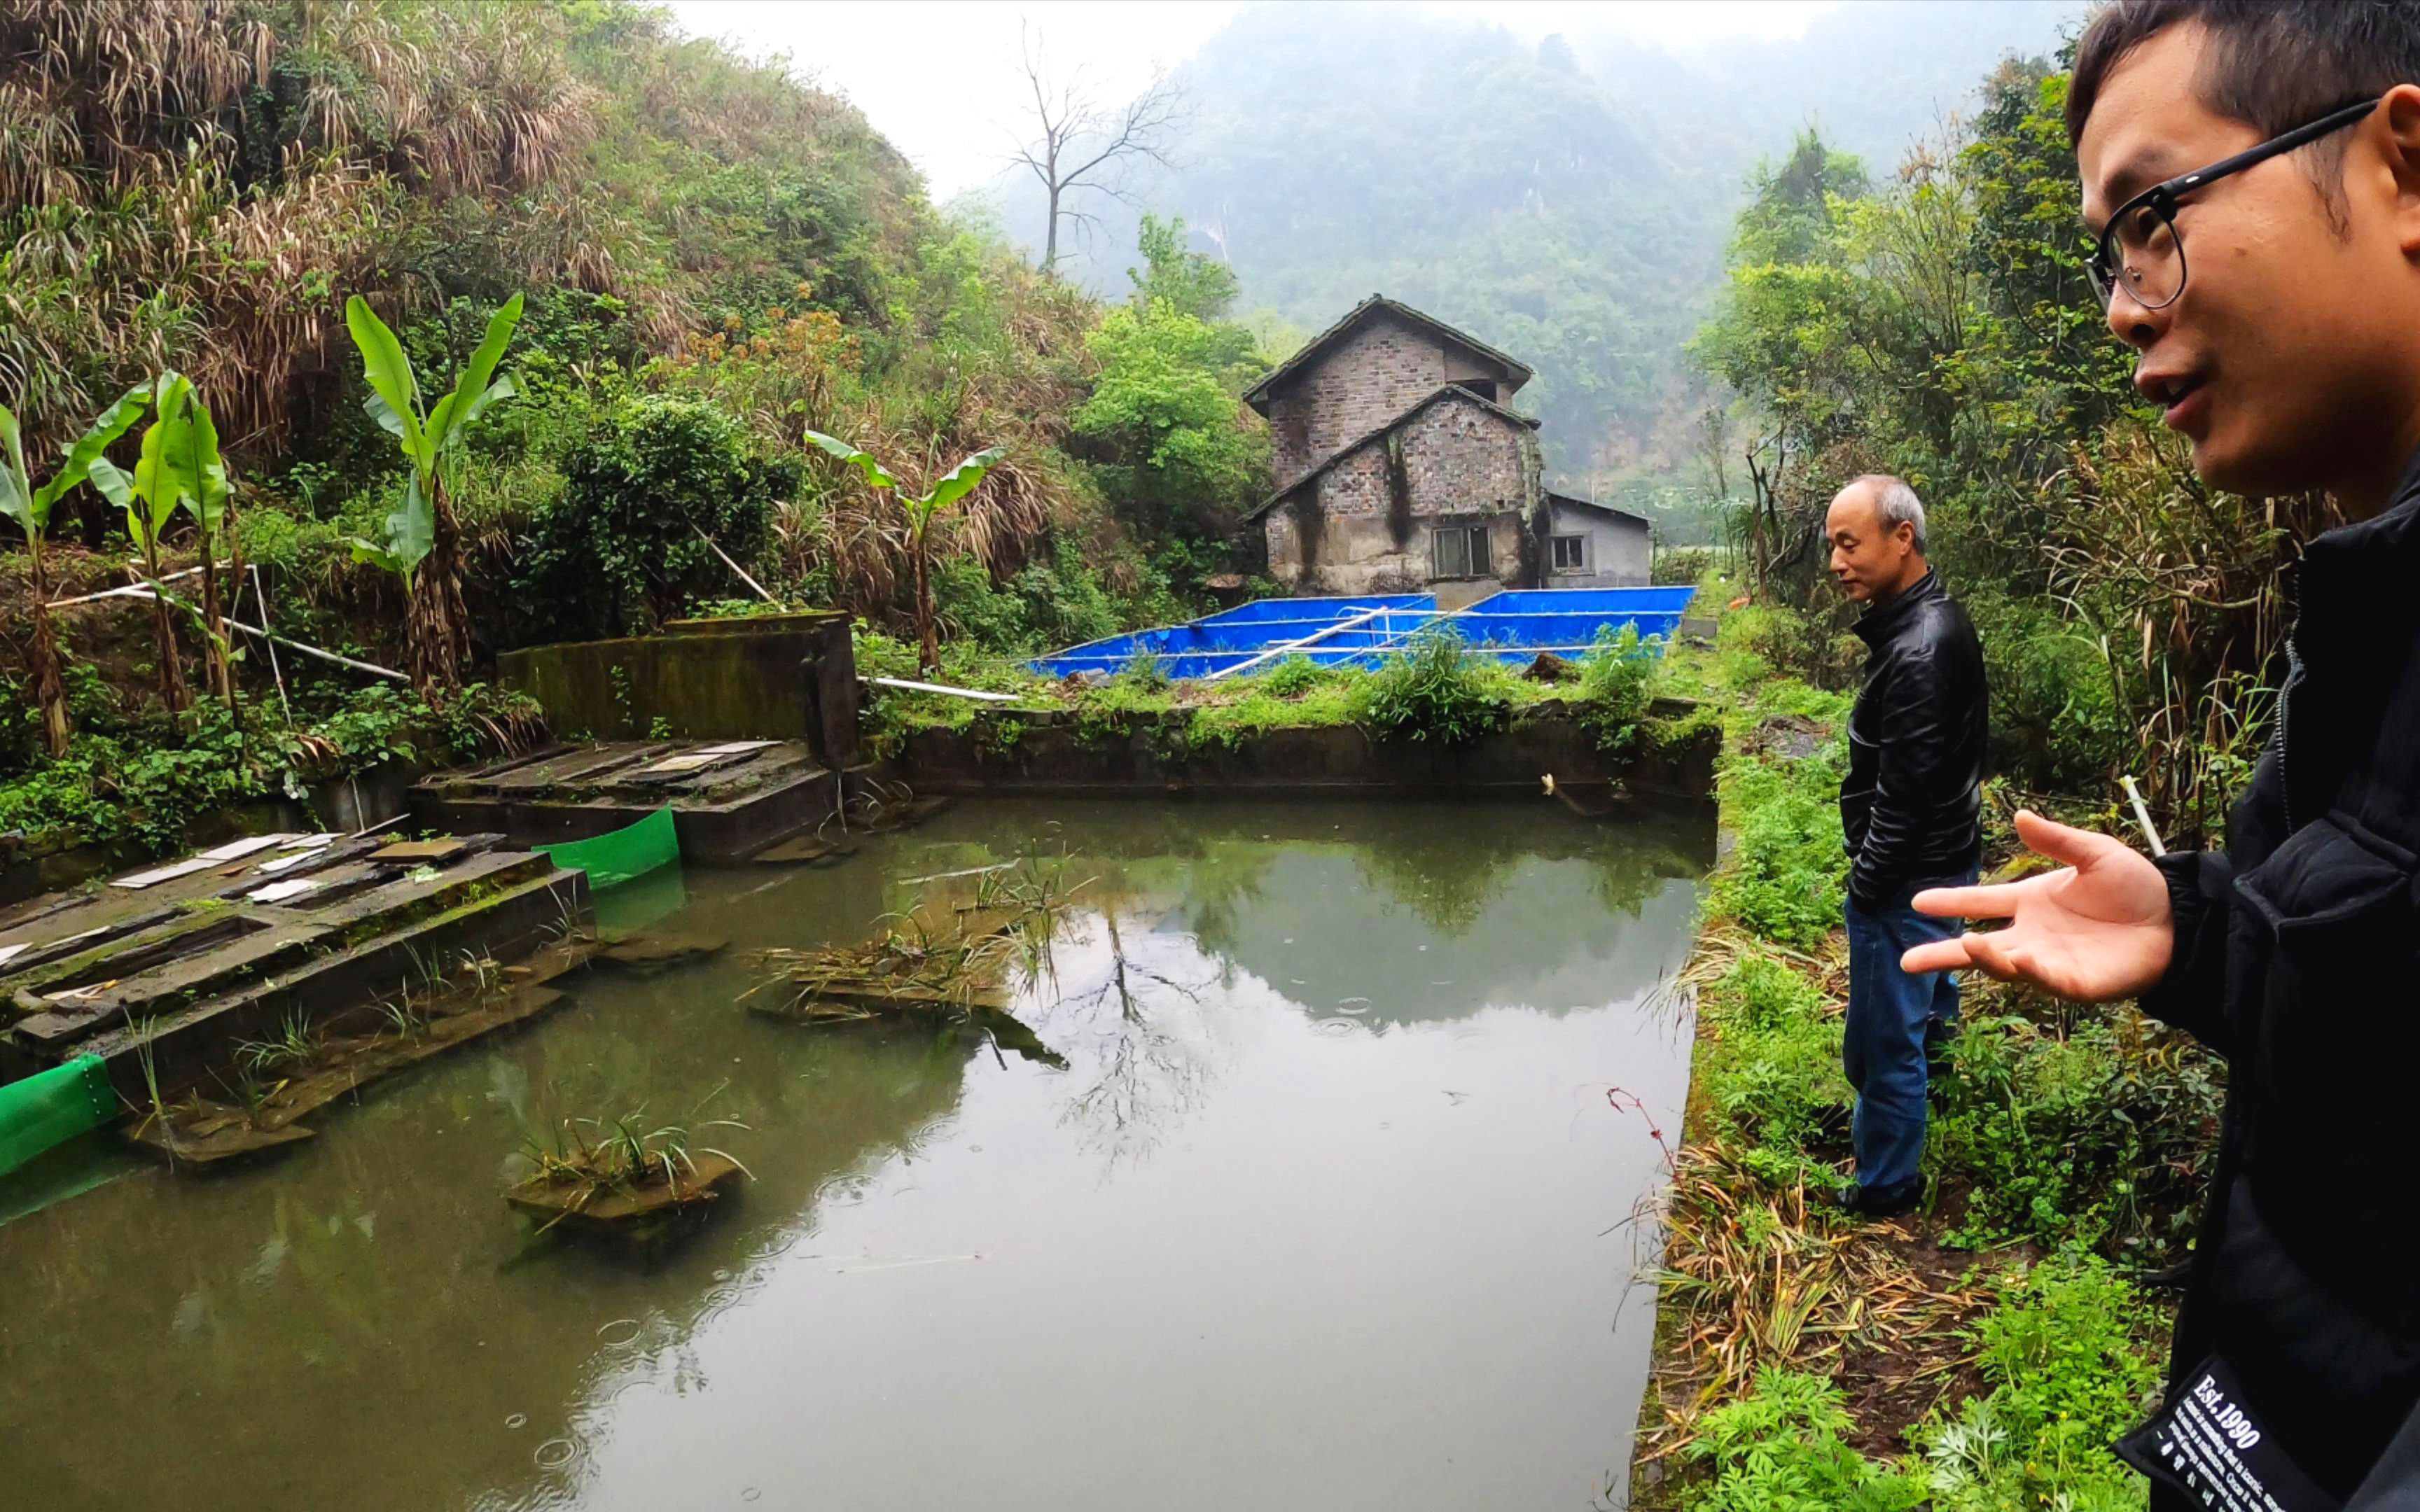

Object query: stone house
[1239,295,1650,594]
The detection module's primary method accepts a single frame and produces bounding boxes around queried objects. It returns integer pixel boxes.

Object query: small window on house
[1432,525,1491,579]
[1551,535,1587,571]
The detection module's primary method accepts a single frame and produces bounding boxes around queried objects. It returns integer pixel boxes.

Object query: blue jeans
[1842,870,1974,1192]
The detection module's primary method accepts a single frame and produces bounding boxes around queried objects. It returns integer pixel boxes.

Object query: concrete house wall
[1543,498,1652,587]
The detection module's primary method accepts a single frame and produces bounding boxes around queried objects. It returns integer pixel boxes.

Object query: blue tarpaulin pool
[1029,586,1697,680]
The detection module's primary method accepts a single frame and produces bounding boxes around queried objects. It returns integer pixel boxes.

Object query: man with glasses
[1905,1,2420,1501]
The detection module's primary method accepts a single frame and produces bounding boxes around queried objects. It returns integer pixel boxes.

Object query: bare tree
[1010,25,1187,274]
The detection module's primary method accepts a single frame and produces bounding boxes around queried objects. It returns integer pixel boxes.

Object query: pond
[0,798,1709,1511]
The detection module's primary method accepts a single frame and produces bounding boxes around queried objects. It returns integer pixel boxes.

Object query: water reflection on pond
[0,798,1709,1511]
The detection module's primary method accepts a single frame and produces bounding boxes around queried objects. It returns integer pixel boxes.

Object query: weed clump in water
[745,857,1080,1065]
[511,1106,753,1235]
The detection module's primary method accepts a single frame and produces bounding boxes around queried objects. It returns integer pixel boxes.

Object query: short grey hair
[1853,474,1926,554]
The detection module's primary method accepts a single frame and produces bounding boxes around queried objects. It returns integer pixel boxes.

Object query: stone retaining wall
[899,700,1716,806]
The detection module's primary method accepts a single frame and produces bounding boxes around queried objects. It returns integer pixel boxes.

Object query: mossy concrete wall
[499,612,857,761]
[900,699,1716,806]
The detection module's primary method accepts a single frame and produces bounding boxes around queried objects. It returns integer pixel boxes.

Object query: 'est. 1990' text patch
[2115,1355,2339,1511]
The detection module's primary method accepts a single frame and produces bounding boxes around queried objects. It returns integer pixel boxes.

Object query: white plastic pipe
[865,675,1018,703]
[1204,604,1393,681]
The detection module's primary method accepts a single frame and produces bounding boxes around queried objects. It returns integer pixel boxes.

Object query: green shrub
[1724,602,1863,692]
[1712,746,1849,948]
[1357,627,1514,743]
[1576,623,1660,752]
[0,683,540,854]
[1966,589,2130,795]
[1119,654,1174,694]
[1654,545,1717,585]
[1930,1013,2222,1255]
[1692,1368,1927,1512]
[1699,950,1854,1183]
[1188,666,1365,750]
[515,395,800,638]
[933,555,1037,652]
[1918,1255,2161,1512]
[692,597,795,620]
[1073,663,1180,743]
[1260,654,1330,698]
[235,506,352,578]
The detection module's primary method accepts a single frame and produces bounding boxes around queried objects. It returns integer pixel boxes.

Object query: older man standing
[1823,475,1987,1217]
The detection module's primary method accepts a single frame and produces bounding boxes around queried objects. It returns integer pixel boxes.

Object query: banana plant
[0,386,151,754]
[343,291,523,691]
[805,430,1006,673]
[88,372,213,715]
[167,387,239,708]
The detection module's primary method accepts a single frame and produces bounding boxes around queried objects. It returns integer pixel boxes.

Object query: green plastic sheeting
[0,1056,116,1177]
[535,806,680,890]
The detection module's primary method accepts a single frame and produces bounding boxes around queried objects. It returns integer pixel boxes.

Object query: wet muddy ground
[0,798,1706,1511]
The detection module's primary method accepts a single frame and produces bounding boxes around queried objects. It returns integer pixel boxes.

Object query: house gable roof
[1547,491,1653,531]
[1240,383,1540,525]
[1243,295,1534,416]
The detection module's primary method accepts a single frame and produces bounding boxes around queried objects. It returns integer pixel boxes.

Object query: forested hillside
[0,0,1272,840]
[996,1,2081,498]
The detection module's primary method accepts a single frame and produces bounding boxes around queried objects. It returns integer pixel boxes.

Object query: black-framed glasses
[2089,96,2381,311]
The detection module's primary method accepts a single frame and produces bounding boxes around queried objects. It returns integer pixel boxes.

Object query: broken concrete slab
[595,931,727,973]
[412,739,870,862]
[127,983,574,1169]
[750,834,858,866]
[0,831,590,1107]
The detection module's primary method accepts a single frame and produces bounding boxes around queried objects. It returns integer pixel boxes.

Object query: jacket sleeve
[1847,648,1950,906]
[2134,847,2234,1057]
[2346,1392,2420,1506]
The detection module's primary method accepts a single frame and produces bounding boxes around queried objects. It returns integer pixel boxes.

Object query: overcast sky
[665,1,1847,200]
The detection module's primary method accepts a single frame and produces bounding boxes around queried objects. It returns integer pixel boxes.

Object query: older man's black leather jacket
[1839,570,1988,906]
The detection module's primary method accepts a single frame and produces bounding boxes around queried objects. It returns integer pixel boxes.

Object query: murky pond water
[0,799,1708,1511]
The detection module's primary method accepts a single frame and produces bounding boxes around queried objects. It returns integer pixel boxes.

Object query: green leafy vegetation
[1,0,1286,830]
[1576,624,1660,753]
[1685,1256,2160,1512]
[1643,602,2203,1511]
[1695,61,2299,847]
[0,386,150,752]
[341,291,524,690]
[522,396,797,638]
[1357,629,1518,743]
[0,681,540,857]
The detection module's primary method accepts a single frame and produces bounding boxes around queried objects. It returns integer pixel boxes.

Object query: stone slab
[411,742,868,863]
[0,830,590,1103]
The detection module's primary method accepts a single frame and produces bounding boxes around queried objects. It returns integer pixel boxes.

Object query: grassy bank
[851,622,1712,764]
[1630,602,2223,1511]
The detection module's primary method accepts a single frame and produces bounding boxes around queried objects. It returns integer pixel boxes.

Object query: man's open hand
[1900,810,2174,1002]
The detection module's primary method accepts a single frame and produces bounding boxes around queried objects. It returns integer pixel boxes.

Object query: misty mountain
[971,0,2082,491]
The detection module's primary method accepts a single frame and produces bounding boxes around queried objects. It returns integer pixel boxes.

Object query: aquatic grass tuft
[233,1006,319,1079]
[518,1096,755,1231]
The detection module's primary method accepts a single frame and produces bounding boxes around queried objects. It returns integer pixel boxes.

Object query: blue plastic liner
[1029,587,1689,679]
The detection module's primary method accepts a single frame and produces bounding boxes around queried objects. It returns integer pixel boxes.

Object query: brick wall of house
[1263,392,1538,594]
[1265,312,1453,486]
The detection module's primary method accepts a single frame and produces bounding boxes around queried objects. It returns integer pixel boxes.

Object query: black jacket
[2136,455,2420,1507]
[1840,570,1988,906]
